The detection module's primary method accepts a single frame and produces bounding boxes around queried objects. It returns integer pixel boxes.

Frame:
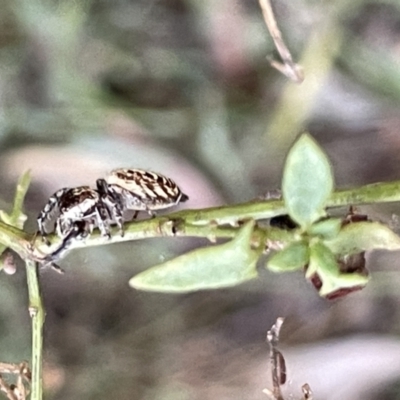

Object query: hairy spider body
[37,186,123,265]
[97,168,189,219]
[38,186,108,239]
[36,169,188,268]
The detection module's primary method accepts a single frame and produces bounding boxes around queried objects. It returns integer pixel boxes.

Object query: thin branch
[264,319,313,400]
[0,180,400,263]
[265,317,285,400]
[25,260,44,400]
[0,171,31,269]
[263,0,353,149]
[0,221,31,260]
[258,0,304,83]
[29,219,297,263]
[10,171,31,223]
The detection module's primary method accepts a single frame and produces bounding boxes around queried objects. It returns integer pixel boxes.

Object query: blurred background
[1,0,400,398]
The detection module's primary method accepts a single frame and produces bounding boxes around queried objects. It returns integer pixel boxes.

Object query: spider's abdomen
[106,168,188,210]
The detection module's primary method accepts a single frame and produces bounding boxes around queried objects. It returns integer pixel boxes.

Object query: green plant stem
[0,171,32,268]
[178,180,400,226]
[330,182,400,206]
[25,259,44,400]
[2,180,400,258]
[0,221,31,255]
[10,171,31,222]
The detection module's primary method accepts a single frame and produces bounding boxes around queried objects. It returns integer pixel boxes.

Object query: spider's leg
[147,208,157,218]
[95,205,111,239]
[96,178,109,196]
[39,232,50,246]
[89,198,111,239]
[97,180,125,237]
[56,216,71,238]
[29,230,39,250]
[124,193,151,219]
[37,188,68,245]
[44,221,88,265]
[133,195,155,218]
[49,263,65,274]
[114,205,124,237]
[106,197,124,237]
[140,203,156,218]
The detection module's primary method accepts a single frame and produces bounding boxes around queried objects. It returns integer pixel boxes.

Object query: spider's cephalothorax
[96,168,189,220]
[37,186,123,264]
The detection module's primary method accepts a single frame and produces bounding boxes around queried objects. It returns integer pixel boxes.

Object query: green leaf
[307,241,369,298]
[325,222,400,255]
[129,221,259,293]
[308,218,342,239]
[282,133,334,229]
[306,241,338,279]
[267,241,309,272]
[319,273,369,298]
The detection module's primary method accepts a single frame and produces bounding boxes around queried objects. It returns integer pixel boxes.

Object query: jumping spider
[36,169,188,267]
[96,168,189,220]
[36,185,123,266]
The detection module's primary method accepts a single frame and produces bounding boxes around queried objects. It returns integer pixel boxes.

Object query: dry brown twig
[263,317,286,400]
[263,318,313,400]
[258,0,304,83]
[302,383,313,400]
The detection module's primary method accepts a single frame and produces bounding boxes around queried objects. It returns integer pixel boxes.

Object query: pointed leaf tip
[129,220,259,293]
[325,221,400,255]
